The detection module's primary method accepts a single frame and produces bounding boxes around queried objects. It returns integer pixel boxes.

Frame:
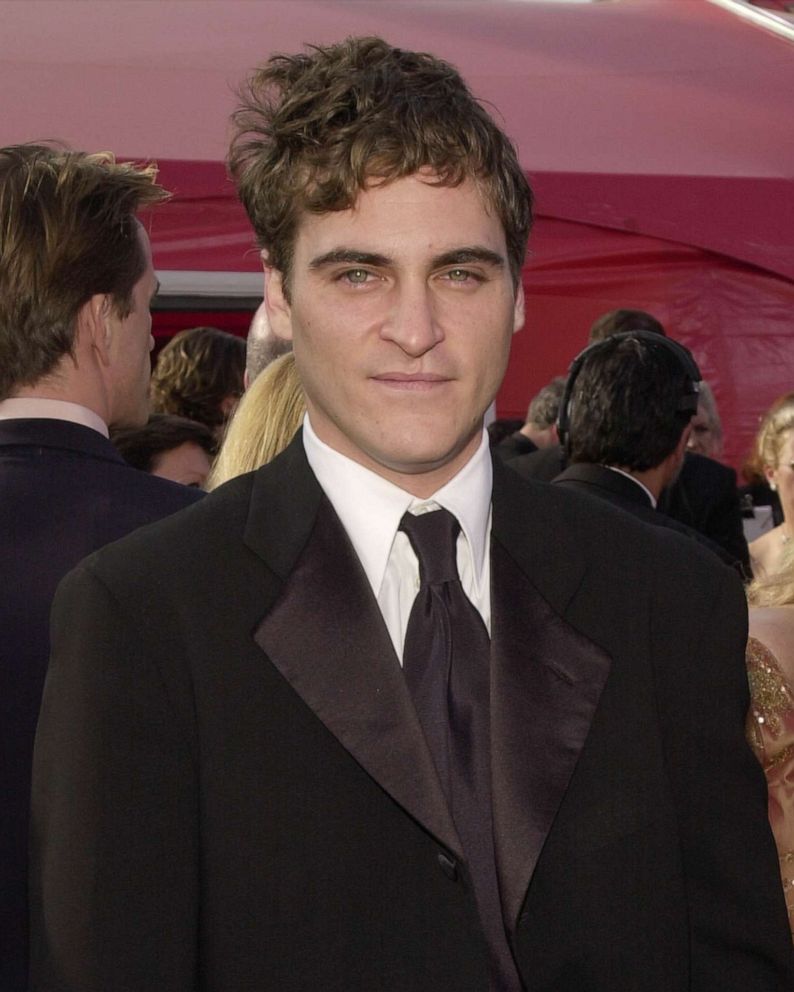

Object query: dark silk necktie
[399,509,521,992]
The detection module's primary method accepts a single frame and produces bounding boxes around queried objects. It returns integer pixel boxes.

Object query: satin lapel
[489,459,612,933]
[254,496,462,859]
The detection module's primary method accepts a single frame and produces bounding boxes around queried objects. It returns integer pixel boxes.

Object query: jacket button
[437,852,458,881]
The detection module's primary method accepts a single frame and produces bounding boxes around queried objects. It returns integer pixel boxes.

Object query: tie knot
[399,508,461,586]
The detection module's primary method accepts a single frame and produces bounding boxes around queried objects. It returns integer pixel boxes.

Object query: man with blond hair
[0,145,201,991]
[32,43,791,991]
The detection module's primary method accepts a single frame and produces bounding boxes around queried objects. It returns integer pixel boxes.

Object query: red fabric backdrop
[146,161,794,472]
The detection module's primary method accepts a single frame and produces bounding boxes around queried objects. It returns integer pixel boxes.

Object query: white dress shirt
[0,397,109,437]
[302,414,492,662]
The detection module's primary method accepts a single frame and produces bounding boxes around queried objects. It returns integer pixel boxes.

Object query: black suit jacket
[510,446,750,573]
[494,432,537,462]
[30,436,792,991]
[0,418,202,992]
[553,463,739,569]
[658,451,751,574]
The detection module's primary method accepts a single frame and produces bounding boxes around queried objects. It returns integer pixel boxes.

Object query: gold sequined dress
[746,621,794,938]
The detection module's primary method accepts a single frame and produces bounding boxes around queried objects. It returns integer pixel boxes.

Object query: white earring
[770,481,778,492]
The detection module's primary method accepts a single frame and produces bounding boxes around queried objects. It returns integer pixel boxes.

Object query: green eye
[345,269,369,284]
[448,268,469,281]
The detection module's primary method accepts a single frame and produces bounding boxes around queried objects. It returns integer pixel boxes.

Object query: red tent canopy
[3,0,793,468]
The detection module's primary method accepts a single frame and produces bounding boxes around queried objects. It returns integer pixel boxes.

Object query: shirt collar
[604,464,657,508]
[0,398,109,438]
[302,414,492,598]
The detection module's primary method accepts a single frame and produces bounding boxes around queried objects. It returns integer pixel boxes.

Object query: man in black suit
[0,145,202,991]
[551,331,741,570]
[510,308,751,572]
[494,375,566,462]
[30,40,791,991]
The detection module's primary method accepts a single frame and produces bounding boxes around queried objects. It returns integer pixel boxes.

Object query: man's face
[686,407,719,459]
[266,173,524,495]
[107,223,158,429]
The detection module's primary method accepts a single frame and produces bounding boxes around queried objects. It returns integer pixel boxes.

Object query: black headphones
[556,330,702,456]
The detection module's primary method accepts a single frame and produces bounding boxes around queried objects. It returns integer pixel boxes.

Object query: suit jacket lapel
[490,459,612,933]
[249,439,462,858]
[245,443,611,914]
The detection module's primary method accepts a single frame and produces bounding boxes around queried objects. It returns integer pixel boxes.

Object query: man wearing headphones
[552,332,740,570]
[510,310,751,573]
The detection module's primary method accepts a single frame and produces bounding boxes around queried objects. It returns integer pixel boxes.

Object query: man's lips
[371,372,452,390]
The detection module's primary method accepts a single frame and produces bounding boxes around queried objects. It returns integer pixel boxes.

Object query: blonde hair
[753,392,794,475]
[206,352,304,489]
[748,541,794,607]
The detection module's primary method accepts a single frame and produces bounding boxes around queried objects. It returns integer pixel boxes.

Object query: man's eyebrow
[309,249,392,270]
[431,246,506,270]
[308,245,506,272]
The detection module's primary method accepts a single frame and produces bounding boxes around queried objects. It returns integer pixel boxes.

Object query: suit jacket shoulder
[505,443,565,482]
[552,462,742,572]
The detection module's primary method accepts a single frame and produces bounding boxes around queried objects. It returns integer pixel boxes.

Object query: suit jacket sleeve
[652,564,792,986]
[30,561,199,992]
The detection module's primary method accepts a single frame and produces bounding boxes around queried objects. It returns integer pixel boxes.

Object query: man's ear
[79,293,114,366]
[513,281,525,334]
[263,265,294,343]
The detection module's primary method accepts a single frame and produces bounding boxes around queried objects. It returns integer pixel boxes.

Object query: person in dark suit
[494,375,566,463]
[30,40,792,991]
[551,331,741,571]
[0,145,203,992]
[512,441,750,571]
[658,449,751,572]
[509,308,750,572]
[590,308,751,571]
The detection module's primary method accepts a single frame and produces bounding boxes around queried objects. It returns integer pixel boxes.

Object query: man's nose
[380,282,444,357]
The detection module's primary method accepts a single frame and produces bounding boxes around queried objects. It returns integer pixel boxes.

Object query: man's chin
[363,431,484,481]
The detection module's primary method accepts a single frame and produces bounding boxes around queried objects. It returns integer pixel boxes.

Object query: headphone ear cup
[556,370,576,458]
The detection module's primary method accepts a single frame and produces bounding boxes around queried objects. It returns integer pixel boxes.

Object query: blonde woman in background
[207,352,305,489]
[749,393,794,578]
[747,549,794,937]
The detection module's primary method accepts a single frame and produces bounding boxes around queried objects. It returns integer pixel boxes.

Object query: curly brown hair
[0,144,167,399]
[229,37,532,289]
[149,327,246,431]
